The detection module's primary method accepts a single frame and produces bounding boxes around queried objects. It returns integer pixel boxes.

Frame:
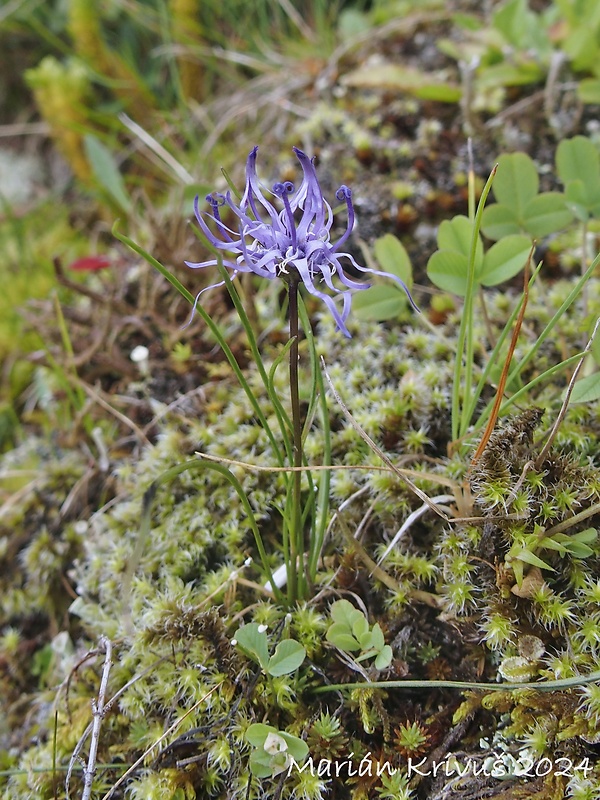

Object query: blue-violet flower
[187,146,416,337]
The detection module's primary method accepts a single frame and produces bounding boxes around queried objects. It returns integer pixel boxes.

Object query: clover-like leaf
[482,153,572,239]
[373,234,413,288]
[480,234,532,286]
[329,599,358,626]
[521,193,573,239]
[369,623,385,652]
[490,152,538,215]
[233,623,270,671]
[480,203,521,239]
[267,639,306,676]
[375,644,393,671]
[426,216,484,296]
[353,284,406,321]
[557,136,600,220]
[246,724,308,778]
[326,623,361,652]
[351,613,369,642]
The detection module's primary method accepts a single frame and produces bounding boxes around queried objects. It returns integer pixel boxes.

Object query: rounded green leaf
[351,614,369,641]
[370,623,385,651]
[268,639,306,676]
[249,750,276,778]
[280,732,309,762]
[437,216,483,265]
[522,192,573,238]
[565,180,591,222]
[326,623,361,651]
[491,152,539,213]
[353,284,406,321]
[375,644,393,670]
[373,233,413,286]
[481,203,521,240]
[427,250,471,295]
[557,137,600,212]
[480,234,531,287]
[329,599,357,626]
[234,623,270,669]
[246,722,273,748]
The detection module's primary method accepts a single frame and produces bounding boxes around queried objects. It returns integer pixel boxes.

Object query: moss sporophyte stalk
[187,146,416,602]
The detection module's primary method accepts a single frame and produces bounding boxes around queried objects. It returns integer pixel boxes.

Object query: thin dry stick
[65,654,168,796]
[100,682,223,800]
[119,113,196,185]
[535,315,600,468]
[81,637,112,800]
[195,450,458,486]
[470,246,533,467]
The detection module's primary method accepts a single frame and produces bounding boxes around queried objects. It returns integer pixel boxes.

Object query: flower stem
[288,277,304,602]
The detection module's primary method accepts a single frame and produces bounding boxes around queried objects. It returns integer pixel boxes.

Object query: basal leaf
[573,528,598,544]
[282,733,309,763]
[246,723,273,748]
[234,623,270,669]
[480,234,531,286]
[556,137,600,214]
[481,203,521,239]
[522,192,573,238]
[249,750,275,778]
[351,614,369,641]
[476,60,543,90]
[373,233,413,287]
[564,541,595,558]
[370,623,385,650]
[375,644,393,670]
[329,599,357,626]
[564,180,592,222]
[326,625,361,652]
[491,152,538,215]
[353,285,406,321]
[268,639,306,676]
[437,215,482,260]
[427,250,471,295]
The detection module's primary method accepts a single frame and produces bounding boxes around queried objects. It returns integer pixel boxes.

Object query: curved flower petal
[188,146,417,335]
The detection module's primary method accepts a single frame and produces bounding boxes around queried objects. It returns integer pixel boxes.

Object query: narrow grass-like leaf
[84,135,132,214]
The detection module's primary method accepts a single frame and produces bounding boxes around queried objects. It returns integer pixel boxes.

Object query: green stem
[455,165,498,441]
[288,278,304,602]
[313,670,600,694]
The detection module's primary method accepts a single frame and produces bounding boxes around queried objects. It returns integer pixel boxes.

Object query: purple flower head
[186,146,417,337]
